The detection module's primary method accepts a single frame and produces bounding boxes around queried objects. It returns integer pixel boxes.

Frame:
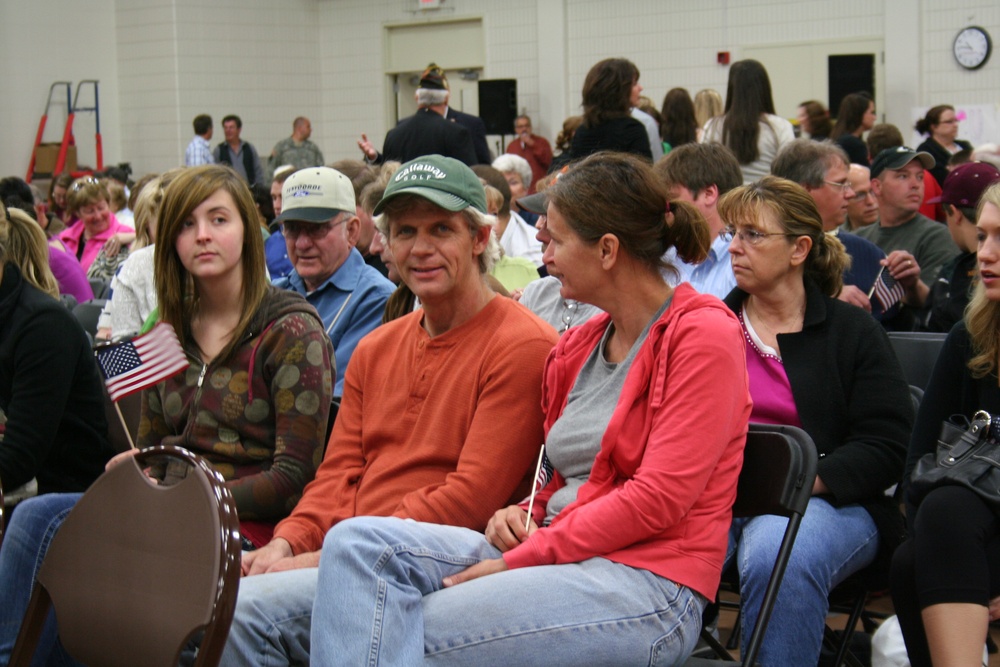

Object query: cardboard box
[34,143,77,175]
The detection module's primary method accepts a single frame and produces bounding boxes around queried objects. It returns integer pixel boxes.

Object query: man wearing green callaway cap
[221,155,558,666]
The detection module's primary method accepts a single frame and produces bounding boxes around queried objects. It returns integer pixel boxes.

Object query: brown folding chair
[9,445,241,667]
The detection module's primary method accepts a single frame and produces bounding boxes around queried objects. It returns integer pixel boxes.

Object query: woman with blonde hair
[95,170,182,340]
[694,88,723,130]
[57,176,134,273]
[0,203,113,496]
[720,176,912,665]
[891,182,1000,666]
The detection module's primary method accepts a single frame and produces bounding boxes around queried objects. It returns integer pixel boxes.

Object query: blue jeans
[0,493,83,667]
[219,566,319,666]
[310,516,705,666]
[727,497,879,667]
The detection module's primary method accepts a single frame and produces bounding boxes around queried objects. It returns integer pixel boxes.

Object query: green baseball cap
[374,154,487,215]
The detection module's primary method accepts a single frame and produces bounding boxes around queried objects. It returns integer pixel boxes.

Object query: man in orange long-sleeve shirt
[219,155,558,666]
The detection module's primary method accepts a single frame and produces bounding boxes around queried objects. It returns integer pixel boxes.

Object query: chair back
[736,424,817,666]
[9,446,241,667]
[887,332,948,390]
[72,299,108,338]
[686,423,818,667]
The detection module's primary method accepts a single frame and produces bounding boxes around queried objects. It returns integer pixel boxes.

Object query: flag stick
[867,265,886,299]
[114,400,136,450]
[525,443,546,531]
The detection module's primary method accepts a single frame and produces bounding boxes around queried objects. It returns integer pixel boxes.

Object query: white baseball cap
[275,167,355,223]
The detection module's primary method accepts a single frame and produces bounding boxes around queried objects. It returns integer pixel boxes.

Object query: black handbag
[910,410,1000,510]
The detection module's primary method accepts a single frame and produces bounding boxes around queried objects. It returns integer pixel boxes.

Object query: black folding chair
[685,423,818,667]
[886,332,948,390]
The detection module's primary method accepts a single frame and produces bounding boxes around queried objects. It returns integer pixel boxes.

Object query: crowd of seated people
[1,52,998,666]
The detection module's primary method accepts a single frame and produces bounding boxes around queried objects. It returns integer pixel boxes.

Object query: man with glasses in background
[273,167,394,395]
[771,139,891,319]
[842,164,880,232]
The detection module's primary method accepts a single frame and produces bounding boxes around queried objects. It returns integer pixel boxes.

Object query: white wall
[1,0,121,179]
[1,0,998,179]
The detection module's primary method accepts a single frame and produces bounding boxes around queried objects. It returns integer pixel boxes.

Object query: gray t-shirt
[543,298,670,524]
[853,212,958,286]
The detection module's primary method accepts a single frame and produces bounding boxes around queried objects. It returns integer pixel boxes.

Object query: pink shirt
[57,213,133,271]
[739,307,802,427]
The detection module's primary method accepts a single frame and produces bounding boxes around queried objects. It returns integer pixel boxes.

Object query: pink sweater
[58,214,133,271]
[504,283,752,599]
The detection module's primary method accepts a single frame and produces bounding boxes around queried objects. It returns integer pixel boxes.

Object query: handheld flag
[524,444,554,530]
[868,266,906,312]
[95,323,189,402]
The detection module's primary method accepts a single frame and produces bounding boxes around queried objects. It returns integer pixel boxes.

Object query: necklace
[559,300,579,333]
[746,299,804,339]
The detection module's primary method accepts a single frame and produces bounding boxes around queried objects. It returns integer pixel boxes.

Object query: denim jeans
[727,496,879,667]
[0,493,83,667]
[219,566,319,666]
[309,516,705,666]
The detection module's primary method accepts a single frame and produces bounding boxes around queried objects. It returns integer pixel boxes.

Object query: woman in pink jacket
[56,177,134,272]
[309,152,753,666]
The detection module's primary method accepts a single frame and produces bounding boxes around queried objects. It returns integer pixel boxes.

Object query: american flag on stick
[95,323,189,402]
[524,444,554,530]
[868,266,906,312]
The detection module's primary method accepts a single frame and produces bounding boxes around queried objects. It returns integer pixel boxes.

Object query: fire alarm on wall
[717,52,731,65]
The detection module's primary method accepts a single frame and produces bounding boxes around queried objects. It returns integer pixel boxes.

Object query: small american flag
[524,444,554,530]
[869,266,906,312]
[95,323,189,402]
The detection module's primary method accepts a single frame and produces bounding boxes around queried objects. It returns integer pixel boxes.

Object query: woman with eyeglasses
[915,105,973,187]
[719,176,913,666]
[57,177,135,273]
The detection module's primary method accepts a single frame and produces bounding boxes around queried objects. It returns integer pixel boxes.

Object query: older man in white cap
[272,166,394,395]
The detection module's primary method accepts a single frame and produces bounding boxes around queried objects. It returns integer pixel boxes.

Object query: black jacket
[381,108,477,167]
[917,137,974,187]
[445,107,491,164]
[0,263,113,493]
[724,281,913,576]
[569,116,652,162]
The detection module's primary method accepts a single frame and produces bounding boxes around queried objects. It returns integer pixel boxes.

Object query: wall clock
[954,26,991,70]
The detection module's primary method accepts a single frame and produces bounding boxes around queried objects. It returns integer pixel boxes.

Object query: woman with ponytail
[720,176,913,666]
[308,152,753,666]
